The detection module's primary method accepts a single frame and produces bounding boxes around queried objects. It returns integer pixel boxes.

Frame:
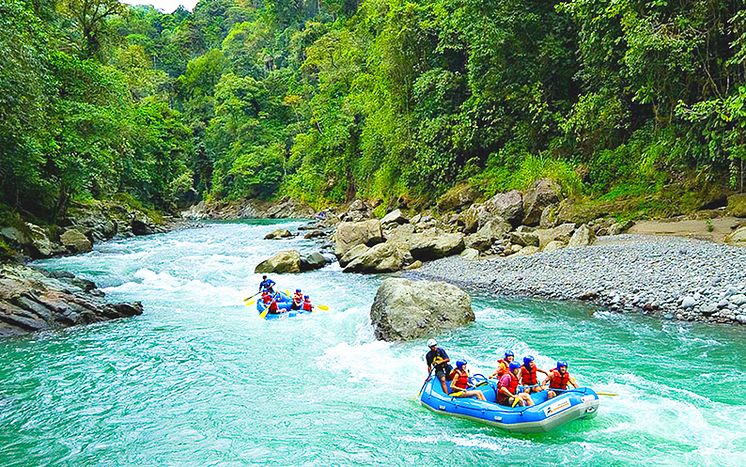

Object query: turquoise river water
[1,220,745,465]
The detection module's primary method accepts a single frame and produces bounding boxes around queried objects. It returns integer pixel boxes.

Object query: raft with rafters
[419,373,600,433]
[256,291,311,320]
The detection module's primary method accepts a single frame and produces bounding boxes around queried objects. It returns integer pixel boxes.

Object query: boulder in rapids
[265,228,293,240]
[300,252,327,271]
[370,278,475,341]
[254,250,302,273]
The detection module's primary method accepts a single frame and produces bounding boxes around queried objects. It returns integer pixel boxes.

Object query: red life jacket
[263,294,278,311]
[549,369,571,389]
[497,372,519,405]
[451,369,469,392]
[521,364,538,385]
[302,299,312,311]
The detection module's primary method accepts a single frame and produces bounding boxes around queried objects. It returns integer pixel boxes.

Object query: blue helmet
[303,295,309,299]
[557,360,568,371]
[504,350,514,358]
[509,361,522,371]
[456,359,467,369]
[523,356,534,367]
[296,289,301,293]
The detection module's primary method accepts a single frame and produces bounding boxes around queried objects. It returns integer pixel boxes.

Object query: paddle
[259,294,280,320]
[243,291,261,305]
[418,369,434,398]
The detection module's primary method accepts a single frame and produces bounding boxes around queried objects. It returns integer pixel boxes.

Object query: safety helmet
[296,289,301,293]
[523,356,534,367]
[456,360,467,369]
[262,275,267,279]
[504,350,514,358]
[303,295,309,299]
[557,360,568,370]
[509,361,522,371]
[427,338,437,347]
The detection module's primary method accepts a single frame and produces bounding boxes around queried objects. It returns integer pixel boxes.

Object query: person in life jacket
[490,350,515,379]
[291,289,303,310]
[497,361,534,407]
[543,360,578,399]
[519,356,550,394]
[448,360,486,401]
[425,338,453,394]
[261,291,280,314]
[302,295,313,312]
[259,275,276,294]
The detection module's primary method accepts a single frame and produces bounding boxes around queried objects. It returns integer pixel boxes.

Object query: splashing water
[0,220,744,464]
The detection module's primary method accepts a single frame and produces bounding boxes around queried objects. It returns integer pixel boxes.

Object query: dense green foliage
[2,0,745,219]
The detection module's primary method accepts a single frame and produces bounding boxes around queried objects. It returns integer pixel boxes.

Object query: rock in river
[265,228,293,240]
[370,278,475,341]
[59,228,92,253]
[0,264,143,338]
[254,250,302,273]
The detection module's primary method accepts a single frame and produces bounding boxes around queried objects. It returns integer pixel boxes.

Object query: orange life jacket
[497,372,519,404]
[521,364,538,385]
[450,368,469,392]
[496,359,510,377]
[549,369,571,389]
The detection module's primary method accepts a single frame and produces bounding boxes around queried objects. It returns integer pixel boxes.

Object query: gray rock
[339,244,370,268]
[482,190,524,227]
[568,224,596,247]
[730,294,746,306]
[0,226,30,246]
[522,179,561,226]
[460,248,480,260]
[725,226,746,245]
[476,218,511,242]
[264,228,293,240]
[26,223,62,258]
[303,230,327,239]
[543,240,565,252]
[370,278,474,341]
[254,250,302,273]
[334,220,384,257]
[680,296,697,309]
[540,204,560,229]
[464,233,493,252]
[510,231,540,247]
[515,245,540,256]
[381,209,408,225]
[409,230,465,261]
[59,229,92,253]
[344,242,411,273]
[301,252,327,271]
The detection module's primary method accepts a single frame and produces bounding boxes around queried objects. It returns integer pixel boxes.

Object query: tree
[58,0,125,59]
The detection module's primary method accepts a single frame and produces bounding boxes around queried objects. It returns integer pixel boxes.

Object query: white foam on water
[316,340,422,387]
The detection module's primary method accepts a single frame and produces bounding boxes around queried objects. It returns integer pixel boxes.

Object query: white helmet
[427,338,437,347]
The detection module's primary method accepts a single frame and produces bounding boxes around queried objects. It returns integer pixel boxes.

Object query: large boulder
[0,264,142,338]
[409,230,465,261]
[60,228,92,253]
[370,278,475,341]
[381,209,408,225]
[254,250,302,273]
[334,220,384,257]
[265,228,293,240]
[534,223,576,248]
[26,223,61,258]
[728,194,746,218]
[340,199,372,222]
[482,190,524,227]
[510,231,540,247]
[343,242,412,273]
[338,244,371,267]
[568,224,596,247]
[300,252,328,271]
[522,179,561,226]
[476,218,511,242]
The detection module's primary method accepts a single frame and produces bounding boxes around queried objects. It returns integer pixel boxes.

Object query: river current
[1,220,745,465]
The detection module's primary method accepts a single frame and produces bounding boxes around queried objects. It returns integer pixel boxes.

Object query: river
[1,220,745,465]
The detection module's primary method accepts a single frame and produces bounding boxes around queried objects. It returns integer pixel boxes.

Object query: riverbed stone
[408,230,465,261]
[381,209,408,225]
[369,278,475,341]
[725,226,746,245]
[343,242,411,273]
[265,228,293,240]
[522,179,561,226]
[543,240,565,252]
[568,224,596,247]
[731,294,746,306]
[338,244,370,267]
[60,228,92,253]
[460,248,480,260]
[510,231,540,247]
[254,250,302,273]
[334,220,384,257]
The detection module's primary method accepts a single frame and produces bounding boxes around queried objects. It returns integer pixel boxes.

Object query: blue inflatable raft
[419,374,599,433]
[256,291,311,320]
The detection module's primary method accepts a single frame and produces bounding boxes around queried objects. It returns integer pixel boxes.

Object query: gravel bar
[415,234,746,325]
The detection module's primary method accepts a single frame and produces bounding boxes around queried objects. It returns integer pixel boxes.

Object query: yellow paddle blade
[259,309,269,319]
[285,290,290,295]
[316,304,329,311]
[450,391,463,397]
[596,391,618,397]
[511,397,521,407]
[245,299,257,307]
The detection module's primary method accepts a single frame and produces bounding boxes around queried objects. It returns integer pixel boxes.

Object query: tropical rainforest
[2,0,746,221]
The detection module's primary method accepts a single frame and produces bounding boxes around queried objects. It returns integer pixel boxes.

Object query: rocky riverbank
[0,263,143,338]
[414,234,746,325]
